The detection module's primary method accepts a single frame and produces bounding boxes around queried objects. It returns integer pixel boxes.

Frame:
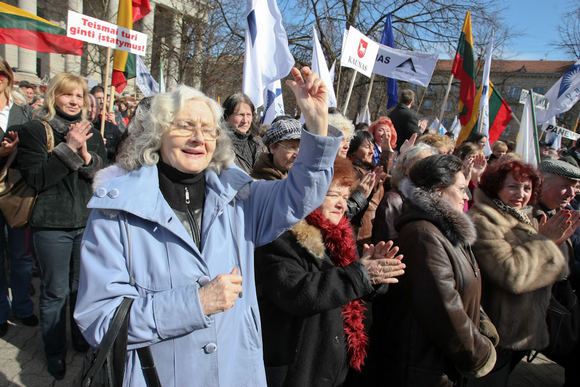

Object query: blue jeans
[33,227,86,359]
[0,213,34,323]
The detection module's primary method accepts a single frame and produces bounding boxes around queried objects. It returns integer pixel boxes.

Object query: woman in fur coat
[255,157,406,387]
[367,154,497,386]
[467,159,569,386]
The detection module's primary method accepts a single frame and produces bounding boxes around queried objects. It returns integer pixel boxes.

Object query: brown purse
[0,121,54,228]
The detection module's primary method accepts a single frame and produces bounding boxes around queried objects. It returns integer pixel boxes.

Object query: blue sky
[502,0,571,60]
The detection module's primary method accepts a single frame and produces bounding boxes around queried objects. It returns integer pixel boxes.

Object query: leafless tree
[555,5,580,59]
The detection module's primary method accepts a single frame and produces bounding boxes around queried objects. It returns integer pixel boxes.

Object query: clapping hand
[359,241,405,284]
[399,133,418,155]
[539,210,580,245]
[286,66,328,136]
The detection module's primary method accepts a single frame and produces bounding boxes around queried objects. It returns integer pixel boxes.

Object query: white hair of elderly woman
[116,85,235,173]
[390,143,438,189]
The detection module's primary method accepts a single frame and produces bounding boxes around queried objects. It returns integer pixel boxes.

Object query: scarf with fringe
[305,210,368,371]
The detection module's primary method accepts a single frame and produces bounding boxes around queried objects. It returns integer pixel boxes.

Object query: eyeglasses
[169,120,219,140]
[277,143,300,154]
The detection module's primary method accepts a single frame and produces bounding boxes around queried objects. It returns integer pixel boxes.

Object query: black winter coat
[389,103,420,150]
[16,109,106,228]
[255,219,377,387]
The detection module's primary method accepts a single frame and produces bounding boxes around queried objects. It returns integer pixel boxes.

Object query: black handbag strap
[137,347,162,387]
[81,297,134,387]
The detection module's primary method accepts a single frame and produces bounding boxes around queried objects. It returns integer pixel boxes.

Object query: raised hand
[285,66,328,136]
[359,241,405,284]
[399,132,418,155]
[198,267,243,315]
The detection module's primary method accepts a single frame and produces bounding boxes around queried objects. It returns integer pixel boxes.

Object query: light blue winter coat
[74,128,341,387]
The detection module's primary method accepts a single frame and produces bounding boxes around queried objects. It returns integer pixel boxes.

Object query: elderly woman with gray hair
[74,67,342,387]
[372,143,437,243]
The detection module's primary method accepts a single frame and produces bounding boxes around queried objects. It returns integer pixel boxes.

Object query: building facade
[0,0,208,95]
[419,60,579,141]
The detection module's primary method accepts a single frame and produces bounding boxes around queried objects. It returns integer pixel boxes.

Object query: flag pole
[109,85,116,116]
[362,73,375,118]
[511,112,521,126]
[438,73,454,126]
[336,63,343,104]
[342,69,358,115]
[416,86,426,113]
[100,46,112,137]
[530,92,541,166]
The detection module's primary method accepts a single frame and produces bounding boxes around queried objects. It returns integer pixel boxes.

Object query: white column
[17,0,38,76]
[65,0,83,74]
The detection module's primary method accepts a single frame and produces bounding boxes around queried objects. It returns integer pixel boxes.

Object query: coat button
[204,343,217,354]
[107,188,120,199]
[96,187,107,198]
[198,276,210,286]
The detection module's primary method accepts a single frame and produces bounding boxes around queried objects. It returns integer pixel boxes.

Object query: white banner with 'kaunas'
[340,26,380,78]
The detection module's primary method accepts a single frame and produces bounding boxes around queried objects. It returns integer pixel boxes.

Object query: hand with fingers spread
[539,210,580,245]
[356,171,376,197]
[470,154,487,184]
[65,121,93,164]
[359,241,405,284]
[285,66,328,136]
[198,267,243,315]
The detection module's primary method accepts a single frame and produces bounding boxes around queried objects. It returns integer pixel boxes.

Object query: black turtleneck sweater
[16,107,106,228]
[157,159,205,249]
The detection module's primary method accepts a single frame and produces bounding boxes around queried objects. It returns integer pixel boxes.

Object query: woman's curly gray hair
[116,85,235,173]
[391,143,437,189]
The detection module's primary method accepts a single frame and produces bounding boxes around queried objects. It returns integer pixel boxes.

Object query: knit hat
[262,119,302,147]
[540,159,580,181]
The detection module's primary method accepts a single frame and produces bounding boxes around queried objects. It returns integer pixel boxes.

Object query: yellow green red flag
[452,12,476,128]
[112,0,150,92]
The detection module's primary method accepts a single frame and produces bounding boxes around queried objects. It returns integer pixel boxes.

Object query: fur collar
[92,164,129,192]
[471,188,537,232]
[399,178,476,246]
[290,219,326,259]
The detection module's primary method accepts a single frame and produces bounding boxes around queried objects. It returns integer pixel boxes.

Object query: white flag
[340,26,380,78]
[478,32,494,156]
[372,44,438,87]
[356,105,371,125]
[135,56,159,97]
[536,60,580,124]
[515,93,539,168]
[261,80,285,124]
[450,116,461,141]
[243,0,294,108]
[311,26,337,108]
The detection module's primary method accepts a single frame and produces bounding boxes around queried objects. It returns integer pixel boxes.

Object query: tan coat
[469,188,567,350]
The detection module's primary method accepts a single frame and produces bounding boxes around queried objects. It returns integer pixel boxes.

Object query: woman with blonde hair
[17,73,106,379]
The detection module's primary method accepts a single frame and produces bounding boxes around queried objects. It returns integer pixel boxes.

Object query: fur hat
[262,118,301,147]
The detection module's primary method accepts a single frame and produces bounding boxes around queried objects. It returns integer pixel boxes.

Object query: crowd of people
[1,57,579,387]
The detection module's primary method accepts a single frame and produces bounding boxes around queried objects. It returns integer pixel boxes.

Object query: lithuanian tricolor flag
[452,12,476,127]
[0,1,82,55]
[112,0,150,92]
[456,81,512,145]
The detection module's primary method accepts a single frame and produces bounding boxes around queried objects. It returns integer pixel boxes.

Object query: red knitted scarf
[305,210,368,371]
